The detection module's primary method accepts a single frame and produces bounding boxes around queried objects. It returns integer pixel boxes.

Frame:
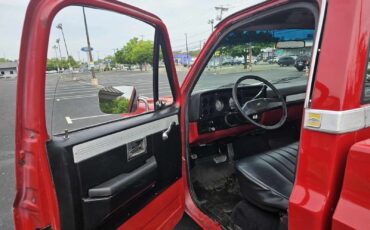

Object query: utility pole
[82,7,97,85]
[185,33,189,67]
[52,45,60,73]
[215,6,229,21]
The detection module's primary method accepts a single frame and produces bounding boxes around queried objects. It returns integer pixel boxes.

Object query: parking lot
[0,64,306,229]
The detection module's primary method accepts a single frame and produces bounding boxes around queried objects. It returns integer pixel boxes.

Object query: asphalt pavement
[0,64,305,229]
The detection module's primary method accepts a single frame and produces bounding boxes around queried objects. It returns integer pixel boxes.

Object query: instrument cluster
[196,86,265,134]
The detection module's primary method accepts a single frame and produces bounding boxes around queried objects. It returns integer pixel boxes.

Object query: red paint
[289,0,370,229]
[189,104,303,145]
[16,0,370,229]
[121,96,174,118]
[189,121,254,145]
[332,139,370,230]
[118,180,184,230]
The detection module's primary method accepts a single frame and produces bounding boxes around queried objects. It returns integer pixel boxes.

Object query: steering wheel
[232,75,287,130]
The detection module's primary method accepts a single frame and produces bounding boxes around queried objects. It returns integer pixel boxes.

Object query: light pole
[208,19,214,33]
[56,38,63,60]
[82,7,97,85]
[56,24,71,62]
[56,23,76,79]
[52,45,60,72]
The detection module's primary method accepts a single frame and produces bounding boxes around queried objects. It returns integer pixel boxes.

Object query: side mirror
[98,85,138,114]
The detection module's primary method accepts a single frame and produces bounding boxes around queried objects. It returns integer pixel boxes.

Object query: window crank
[162,122,176,141]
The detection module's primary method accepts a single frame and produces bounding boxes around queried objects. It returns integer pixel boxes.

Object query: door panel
[16,1,184,229]
[46,106,182,230]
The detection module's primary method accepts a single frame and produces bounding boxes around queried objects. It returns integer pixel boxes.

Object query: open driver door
[14,0,185,229]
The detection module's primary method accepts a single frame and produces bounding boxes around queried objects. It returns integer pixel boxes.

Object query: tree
[218,31,277,68]
[46,56,79,71]
[102,55,117,70]
[46,58,59,71]
[189,50,200,57]
[115,37,154,71]
[100,97,129,114]
[67,56,78,68]
[0,58,11,63]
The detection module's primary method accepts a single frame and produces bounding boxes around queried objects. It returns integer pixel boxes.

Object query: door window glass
[46,6,173,135]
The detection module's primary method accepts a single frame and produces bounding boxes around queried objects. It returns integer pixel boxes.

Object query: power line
[172,39,208,50]
[170,30,210,42]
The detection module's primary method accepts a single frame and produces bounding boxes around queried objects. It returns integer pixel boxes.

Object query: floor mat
[193,177,242,229]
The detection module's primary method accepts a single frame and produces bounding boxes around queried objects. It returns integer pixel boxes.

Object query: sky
[0,0,265,61]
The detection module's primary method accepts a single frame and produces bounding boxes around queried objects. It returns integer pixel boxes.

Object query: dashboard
[189,81,307,138]
[189,85,265,134]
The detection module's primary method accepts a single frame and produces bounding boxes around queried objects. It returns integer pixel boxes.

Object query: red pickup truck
[13,0,370,229]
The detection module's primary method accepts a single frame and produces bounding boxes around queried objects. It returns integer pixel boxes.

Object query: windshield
[193,29,314,92]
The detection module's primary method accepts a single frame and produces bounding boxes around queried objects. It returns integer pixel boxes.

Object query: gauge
[229,97,236,110]
[214,99,224,112]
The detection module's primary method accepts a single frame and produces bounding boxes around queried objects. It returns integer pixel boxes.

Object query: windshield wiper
[272,76,302,84]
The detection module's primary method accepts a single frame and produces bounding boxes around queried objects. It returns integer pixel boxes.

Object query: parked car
[14,0,370,230]
[277,56,295,66]
[294,55,310,71]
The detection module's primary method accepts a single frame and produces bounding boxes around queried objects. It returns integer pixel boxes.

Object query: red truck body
[13,0,370,229]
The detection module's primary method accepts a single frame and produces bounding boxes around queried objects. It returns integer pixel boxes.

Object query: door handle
[162,122,176,141]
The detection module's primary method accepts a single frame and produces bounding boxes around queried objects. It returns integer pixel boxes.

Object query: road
[0,64,306,229]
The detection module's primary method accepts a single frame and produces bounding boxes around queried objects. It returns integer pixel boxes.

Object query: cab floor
[175,213,202,230]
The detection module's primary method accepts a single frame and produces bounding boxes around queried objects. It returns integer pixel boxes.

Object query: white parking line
[65,116,73,124]
[45,86,95,92]
[45,94,96,100]
[71,114,114,121]
[45,90,97,97]
[137,89,172,94]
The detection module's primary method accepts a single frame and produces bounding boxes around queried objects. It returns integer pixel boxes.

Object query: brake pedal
[213,154,227,164]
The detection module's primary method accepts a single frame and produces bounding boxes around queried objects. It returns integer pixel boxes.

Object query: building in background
[174,53,193,66]
[275,40,314,58]
[0,62,18,78]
